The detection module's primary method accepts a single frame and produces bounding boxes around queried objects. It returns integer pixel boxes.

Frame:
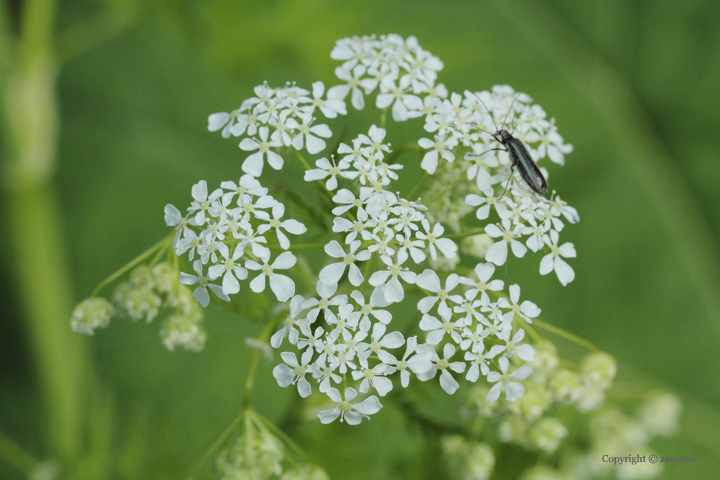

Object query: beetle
[469,93,548,196]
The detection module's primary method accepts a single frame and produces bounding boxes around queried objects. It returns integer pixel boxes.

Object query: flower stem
[90,235,170,297]
[185,409,247,480]
[243,315,282,409]
[407,172,429,199]
[255,413,310,462]
[532,318,598,353]
[186,315,281,480]
[268,243,326,251]
[443,229,485,239]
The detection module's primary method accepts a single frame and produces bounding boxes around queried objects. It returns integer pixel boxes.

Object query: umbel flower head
[170,33,581,425]
[73,33,584,427]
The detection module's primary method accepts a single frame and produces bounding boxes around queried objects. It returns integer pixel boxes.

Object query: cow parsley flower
[317,387,382,425]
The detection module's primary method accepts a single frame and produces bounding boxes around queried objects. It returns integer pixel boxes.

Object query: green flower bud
[70,297,115,335]
[528,417,567,454]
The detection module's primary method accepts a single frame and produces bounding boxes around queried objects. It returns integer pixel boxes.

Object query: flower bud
[70,297,115,335]
[461,234,494,259]
[638,391,681,437]
[529,417,567,454]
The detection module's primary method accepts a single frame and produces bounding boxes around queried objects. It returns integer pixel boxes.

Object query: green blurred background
[1,0,720,478]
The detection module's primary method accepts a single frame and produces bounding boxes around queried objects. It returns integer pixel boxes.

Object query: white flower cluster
[165,175,307,307]
[156,33,581,425]
[329,34,445,120]
[270,126,543,425]
[329,36,578,286]
[208,81,346,176]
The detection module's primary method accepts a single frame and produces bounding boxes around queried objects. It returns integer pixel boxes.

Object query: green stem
[268,243,326,251]
[516,316,543,343]
[443,229,484,239]
[255,414,309,462]
[407,172,429,199]
[186,410,246,480]
[186,316,281,479]
[90,235,169,297]
[243,316,281,409]
[386,142,422,165]
[532,318,598,353]
[0,431,38,476]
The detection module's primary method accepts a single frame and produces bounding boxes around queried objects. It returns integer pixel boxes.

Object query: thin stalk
[268,243,326,251]
[407,172,429,199]
[255,414,309,462]
[443,229,484,239]
[185,409,246,480]
[243,316,281,408]
[186,315,280,479]
[90,235,169,297]
[532,318,598,353]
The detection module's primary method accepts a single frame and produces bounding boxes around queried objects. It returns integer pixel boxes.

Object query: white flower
[495,328,536,362]
[304,157,358,191]
[368,250,417,304]
[220,173,268,198]
[245,252,297,302]
[175,229,200,260]
[208,110,242,138]
[256,204,307,250]
[288,114,332,154]
[319,240,371,287]
[317,387,382,425]
[465,143,499,189]
[239,126,283,176]
[329,64,376,110]
[386,336,433,387]
[351,362,393,396]
[418,134,458,174]
[498,284,541,323]
[465,190,509,221]
[415,270,463,316]
[361,322,405,365]
[375,77,422,122]
[273,351,312,397]
[188,180,222,226]
[464,344,496,382]
[306,81,347,118]
[432,344,466,394]
[462,262,504,303]
[486,356,533,402]
[270,295,307,348]
[310,357,342,393]
[416,219,457,261]
[484,220,527,266]
[349,290,392,327]
[179,260,229,308]
[207,245,248,295]
[419,310,465,346]
[539,230,576,286]
[302,281,347,323]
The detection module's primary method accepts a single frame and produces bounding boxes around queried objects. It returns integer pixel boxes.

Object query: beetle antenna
[501,93,522,131]
[473,92,499,134]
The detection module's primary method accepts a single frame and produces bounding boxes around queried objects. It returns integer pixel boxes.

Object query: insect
[470,93,548,196]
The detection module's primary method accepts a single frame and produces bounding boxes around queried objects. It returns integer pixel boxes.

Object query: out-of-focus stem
[1,0,91,463]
